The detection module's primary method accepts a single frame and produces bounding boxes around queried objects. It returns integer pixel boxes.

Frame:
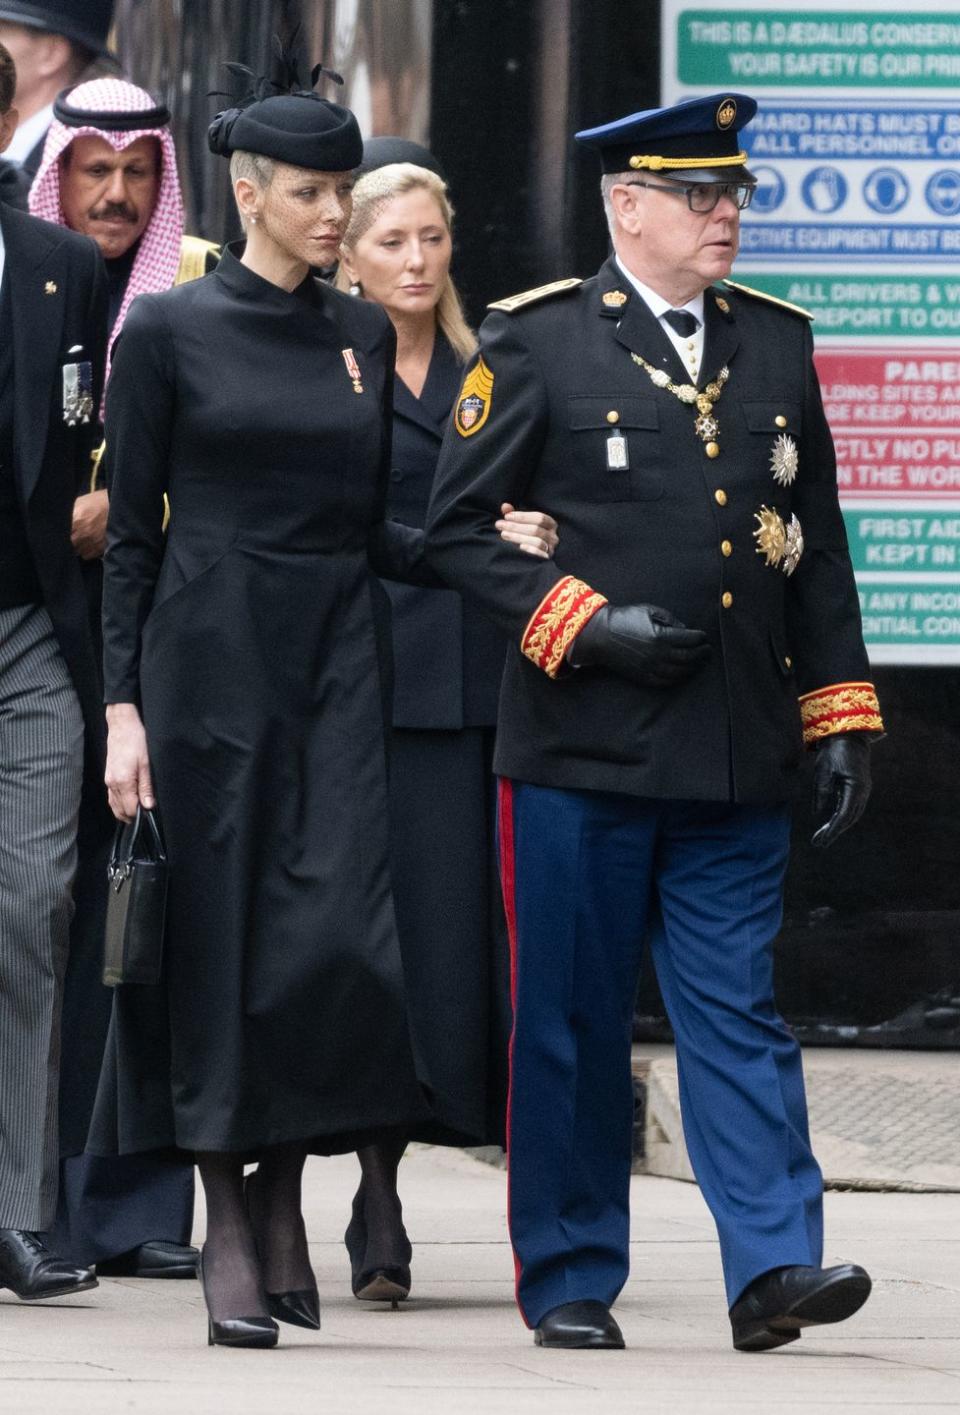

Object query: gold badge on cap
[717,99,737,130]
[455,356,494,437]
[771,433,798,486]
[602,290,628,308]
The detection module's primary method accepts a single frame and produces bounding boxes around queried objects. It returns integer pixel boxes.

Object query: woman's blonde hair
[336,162,476,363]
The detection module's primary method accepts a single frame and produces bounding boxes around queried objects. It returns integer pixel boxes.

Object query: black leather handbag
[102,806,169,987]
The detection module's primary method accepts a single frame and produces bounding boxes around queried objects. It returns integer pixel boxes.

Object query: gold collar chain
[630,353,730,453]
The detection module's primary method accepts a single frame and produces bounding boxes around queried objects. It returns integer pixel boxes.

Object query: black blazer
[384,333,506,729]
[1,203,109,767]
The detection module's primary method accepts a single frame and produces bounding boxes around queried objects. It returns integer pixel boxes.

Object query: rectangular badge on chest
[62,361,93,425]
[606,430,629,472]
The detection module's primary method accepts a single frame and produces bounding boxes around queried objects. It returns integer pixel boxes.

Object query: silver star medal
[770,433,798,486]
[783,514,804,576]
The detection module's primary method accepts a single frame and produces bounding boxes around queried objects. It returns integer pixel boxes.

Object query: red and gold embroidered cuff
[798,682,884,746]
[521,575,608,679]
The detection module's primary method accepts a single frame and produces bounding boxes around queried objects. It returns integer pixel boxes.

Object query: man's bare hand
[71,489,109,560]
[496,502,559,559]
[105,702,155,822]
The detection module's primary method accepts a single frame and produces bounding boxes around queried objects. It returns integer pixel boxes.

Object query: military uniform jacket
[426,255,881,804]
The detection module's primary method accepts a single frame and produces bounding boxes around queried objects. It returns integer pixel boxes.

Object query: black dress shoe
[207,1313,279,1349]
[534,1300,625,1349]
[730,1263,872,1352]
[266,1288,320,1330]
[0,1230,98,1301]
[97,1241,199,1279]
[244,1174,320,1330]
[345,1182,411,1308]
[198,1250,278,1350]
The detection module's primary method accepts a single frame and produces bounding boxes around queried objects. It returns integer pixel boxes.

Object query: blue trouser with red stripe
[497,780,823,1329]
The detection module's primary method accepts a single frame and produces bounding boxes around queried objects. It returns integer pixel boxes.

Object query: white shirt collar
[614,256,705,382]
[613,255,705,326]
[7,104,54,165]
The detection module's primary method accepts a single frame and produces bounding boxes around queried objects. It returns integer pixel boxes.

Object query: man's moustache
[90,205,137,222]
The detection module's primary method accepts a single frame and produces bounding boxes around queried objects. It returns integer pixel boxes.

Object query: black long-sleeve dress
[382,334,511,1147]
[90,249,430,1156]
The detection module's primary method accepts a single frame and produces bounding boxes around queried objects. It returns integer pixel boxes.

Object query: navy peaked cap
[208,92,362,172]
[575,92,758,175]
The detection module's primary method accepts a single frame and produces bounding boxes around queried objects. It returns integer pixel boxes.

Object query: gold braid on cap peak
[628,151,748,172]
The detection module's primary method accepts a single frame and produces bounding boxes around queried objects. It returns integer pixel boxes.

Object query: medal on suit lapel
[62,361,93,425]
[630,352,729,456]
[341,347,364,393]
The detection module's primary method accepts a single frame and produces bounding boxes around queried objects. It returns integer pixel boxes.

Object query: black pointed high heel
[244,1174,320,1330]
[198,1251,278,1349]
[266,1287,321,1330]
[345,1181,411,1308]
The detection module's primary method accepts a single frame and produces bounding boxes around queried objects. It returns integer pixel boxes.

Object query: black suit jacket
[1,203,109,769]
[384,334,506,729]
[426,255,878,804]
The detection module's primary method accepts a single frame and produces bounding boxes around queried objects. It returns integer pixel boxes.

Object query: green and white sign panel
[662,0,960,661]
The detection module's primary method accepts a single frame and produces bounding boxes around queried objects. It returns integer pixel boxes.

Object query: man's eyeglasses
[627,179,755,213]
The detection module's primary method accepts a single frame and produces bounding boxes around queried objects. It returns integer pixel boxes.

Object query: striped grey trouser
[0,604,83,1230]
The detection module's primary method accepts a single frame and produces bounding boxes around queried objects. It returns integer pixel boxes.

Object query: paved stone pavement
[643,1046,960,1191]
[1,1143,958,1415]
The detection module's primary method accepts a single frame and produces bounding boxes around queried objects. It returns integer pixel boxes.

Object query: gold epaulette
[488,278,583,313]
[174,235,221,287]
[722,279,814,320]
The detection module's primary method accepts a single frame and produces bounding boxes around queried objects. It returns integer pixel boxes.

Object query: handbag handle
[109,806,167,887]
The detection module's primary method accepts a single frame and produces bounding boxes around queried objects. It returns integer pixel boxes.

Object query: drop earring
[349,281,361,297]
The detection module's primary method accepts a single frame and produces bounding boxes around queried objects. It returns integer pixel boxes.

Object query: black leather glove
[811,733,872,848]
[570,604,710,688]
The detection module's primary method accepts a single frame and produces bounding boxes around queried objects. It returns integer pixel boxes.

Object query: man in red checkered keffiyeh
[30,76,185,388]
[26,75,206,1288]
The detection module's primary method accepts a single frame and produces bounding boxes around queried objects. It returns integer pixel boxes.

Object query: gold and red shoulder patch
[455,357,494,437]
[798,682,884,745]
[521,575,608,679]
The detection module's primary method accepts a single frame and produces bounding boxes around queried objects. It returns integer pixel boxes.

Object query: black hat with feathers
[208,33,361,172]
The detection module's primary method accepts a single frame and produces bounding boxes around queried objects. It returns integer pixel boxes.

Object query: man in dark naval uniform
[426,93,884,1353]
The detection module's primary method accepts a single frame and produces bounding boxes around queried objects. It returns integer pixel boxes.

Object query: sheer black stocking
[351,1133,411,1277]
[197,1151,268,1322]
[246,1143,315,1295]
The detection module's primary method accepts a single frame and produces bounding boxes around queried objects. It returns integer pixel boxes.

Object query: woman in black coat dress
[100,84,424,1350]
[336,151,558,1304]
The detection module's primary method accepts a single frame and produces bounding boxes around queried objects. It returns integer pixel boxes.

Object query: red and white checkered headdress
[30,78,185,392]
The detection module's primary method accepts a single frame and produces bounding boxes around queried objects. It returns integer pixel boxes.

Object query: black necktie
[662,309,700,338]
